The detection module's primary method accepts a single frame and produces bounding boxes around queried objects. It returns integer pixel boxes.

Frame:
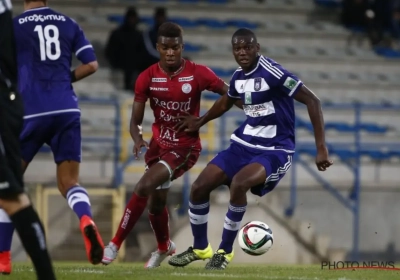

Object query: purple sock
[0,209,14,251]
[66,185,92,219]
[218,203,247,254]
[189,200,210,250]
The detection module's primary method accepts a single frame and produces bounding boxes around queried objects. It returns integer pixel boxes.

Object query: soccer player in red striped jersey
[102,22,242,268]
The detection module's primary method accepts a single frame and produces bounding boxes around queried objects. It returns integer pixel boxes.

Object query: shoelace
[209,253,225,266]
[175,247,194,258]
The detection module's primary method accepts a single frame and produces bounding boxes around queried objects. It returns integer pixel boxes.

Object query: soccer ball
[238,221,274,256]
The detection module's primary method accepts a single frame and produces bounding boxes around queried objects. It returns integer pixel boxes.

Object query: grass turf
[6,262,400,280]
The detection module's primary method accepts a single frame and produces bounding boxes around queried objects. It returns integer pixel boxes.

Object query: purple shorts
[209,142,293,196]
[20,112,81,164]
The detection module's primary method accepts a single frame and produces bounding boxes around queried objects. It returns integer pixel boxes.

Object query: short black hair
[232,28,257,42]
[157,22,183,38]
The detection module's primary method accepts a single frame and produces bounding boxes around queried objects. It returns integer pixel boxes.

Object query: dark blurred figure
[142,7,167,69]
[392,0,400,45]
[369,0,396,46]
[341,0,369,29]
[105,7,144,90]
[342,0,386,47]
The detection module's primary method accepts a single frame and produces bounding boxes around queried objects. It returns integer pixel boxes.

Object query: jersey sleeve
[261,58,303,97]
[196,65,225,93]
[72,20,96,64]
[134,70,150,103]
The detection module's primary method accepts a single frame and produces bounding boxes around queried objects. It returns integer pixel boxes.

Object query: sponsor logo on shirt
[151,78,167,82]
[178,76,194,82]
[150,87,168,91]
[18,14,66,24]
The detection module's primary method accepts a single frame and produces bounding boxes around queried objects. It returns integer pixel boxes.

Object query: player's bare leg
[57,160,104,265]
[144,189,176,269]
[206,163,266,270]
[102,162,170,265]
[169,164,229,267]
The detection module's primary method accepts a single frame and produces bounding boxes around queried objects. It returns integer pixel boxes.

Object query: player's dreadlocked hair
[157,22,184,39]
[232,28,257,42]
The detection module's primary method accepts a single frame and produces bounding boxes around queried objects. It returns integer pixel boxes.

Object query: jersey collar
[24,7,49,13]
[244,55,261,76]
[158,59,186,79]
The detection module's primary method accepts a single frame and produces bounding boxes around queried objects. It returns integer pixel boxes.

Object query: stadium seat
[297,146,316,156]
[331,149,356,161]
[359,123,388,133]
[295,118,313,132]
[203,92,220,100]
[325,122,355,132]
[225,19,259,29]
[184,43,203,52]
[107,15,123,24]
[359,149,390,160]
[140,16,154,26]
[169,17,198,28]
[374,47,400,58]
[388,150,400,158]
[196,18,228,29]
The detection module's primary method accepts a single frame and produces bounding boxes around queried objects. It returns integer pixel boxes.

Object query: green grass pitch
[7,262,400,280]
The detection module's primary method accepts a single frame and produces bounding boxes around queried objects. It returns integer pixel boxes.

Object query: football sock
[219,203,247,254]
[189,200,209,250]
[10,206,56,280]
[111,193,148,248]
[149,206,170,251]
[66,185,92,219]
[0,209,14,252]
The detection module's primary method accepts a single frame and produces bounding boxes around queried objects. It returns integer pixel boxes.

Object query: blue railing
[37,97,121,181]
[289,103,400,261]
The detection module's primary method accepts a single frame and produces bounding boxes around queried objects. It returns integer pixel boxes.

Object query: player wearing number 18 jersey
[102,22,242,268]
[0,0,105,268]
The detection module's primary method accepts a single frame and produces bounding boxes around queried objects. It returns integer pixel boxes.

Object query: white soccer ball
[238,221,274,256]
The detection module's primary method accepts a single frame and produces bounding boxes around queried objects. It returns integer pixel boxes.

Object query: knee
[58,176,78,196]
[190,179,210,202]
[0,193,30,215]
[230,178,250,194]
[135,180,155,197]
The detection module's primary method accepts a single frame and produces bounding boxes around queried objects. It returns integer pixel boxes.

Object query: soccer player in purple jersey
[169,28,333,270]
[0,0,105,271]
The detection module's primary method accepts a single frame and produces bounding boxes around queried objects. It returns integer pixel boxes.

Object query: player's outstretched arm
[130,101,149,159]
[215,83,243,109]
[71,61,98,83]
[294,85,333,171]
[175,93,236,132]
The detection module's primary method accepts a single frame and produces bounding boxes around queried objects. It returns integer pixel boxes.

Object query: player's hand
[133,139,149,160]
[174,113,202,133]
[315,146,333,171]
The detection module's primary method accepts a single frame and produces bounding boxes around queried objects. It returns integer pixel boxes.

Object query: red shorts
[144,139,201,183]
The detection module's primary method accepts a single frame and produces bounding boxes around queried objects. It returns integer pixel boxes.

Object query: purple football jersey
[13,7,96,119]
[227,55,303,152]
